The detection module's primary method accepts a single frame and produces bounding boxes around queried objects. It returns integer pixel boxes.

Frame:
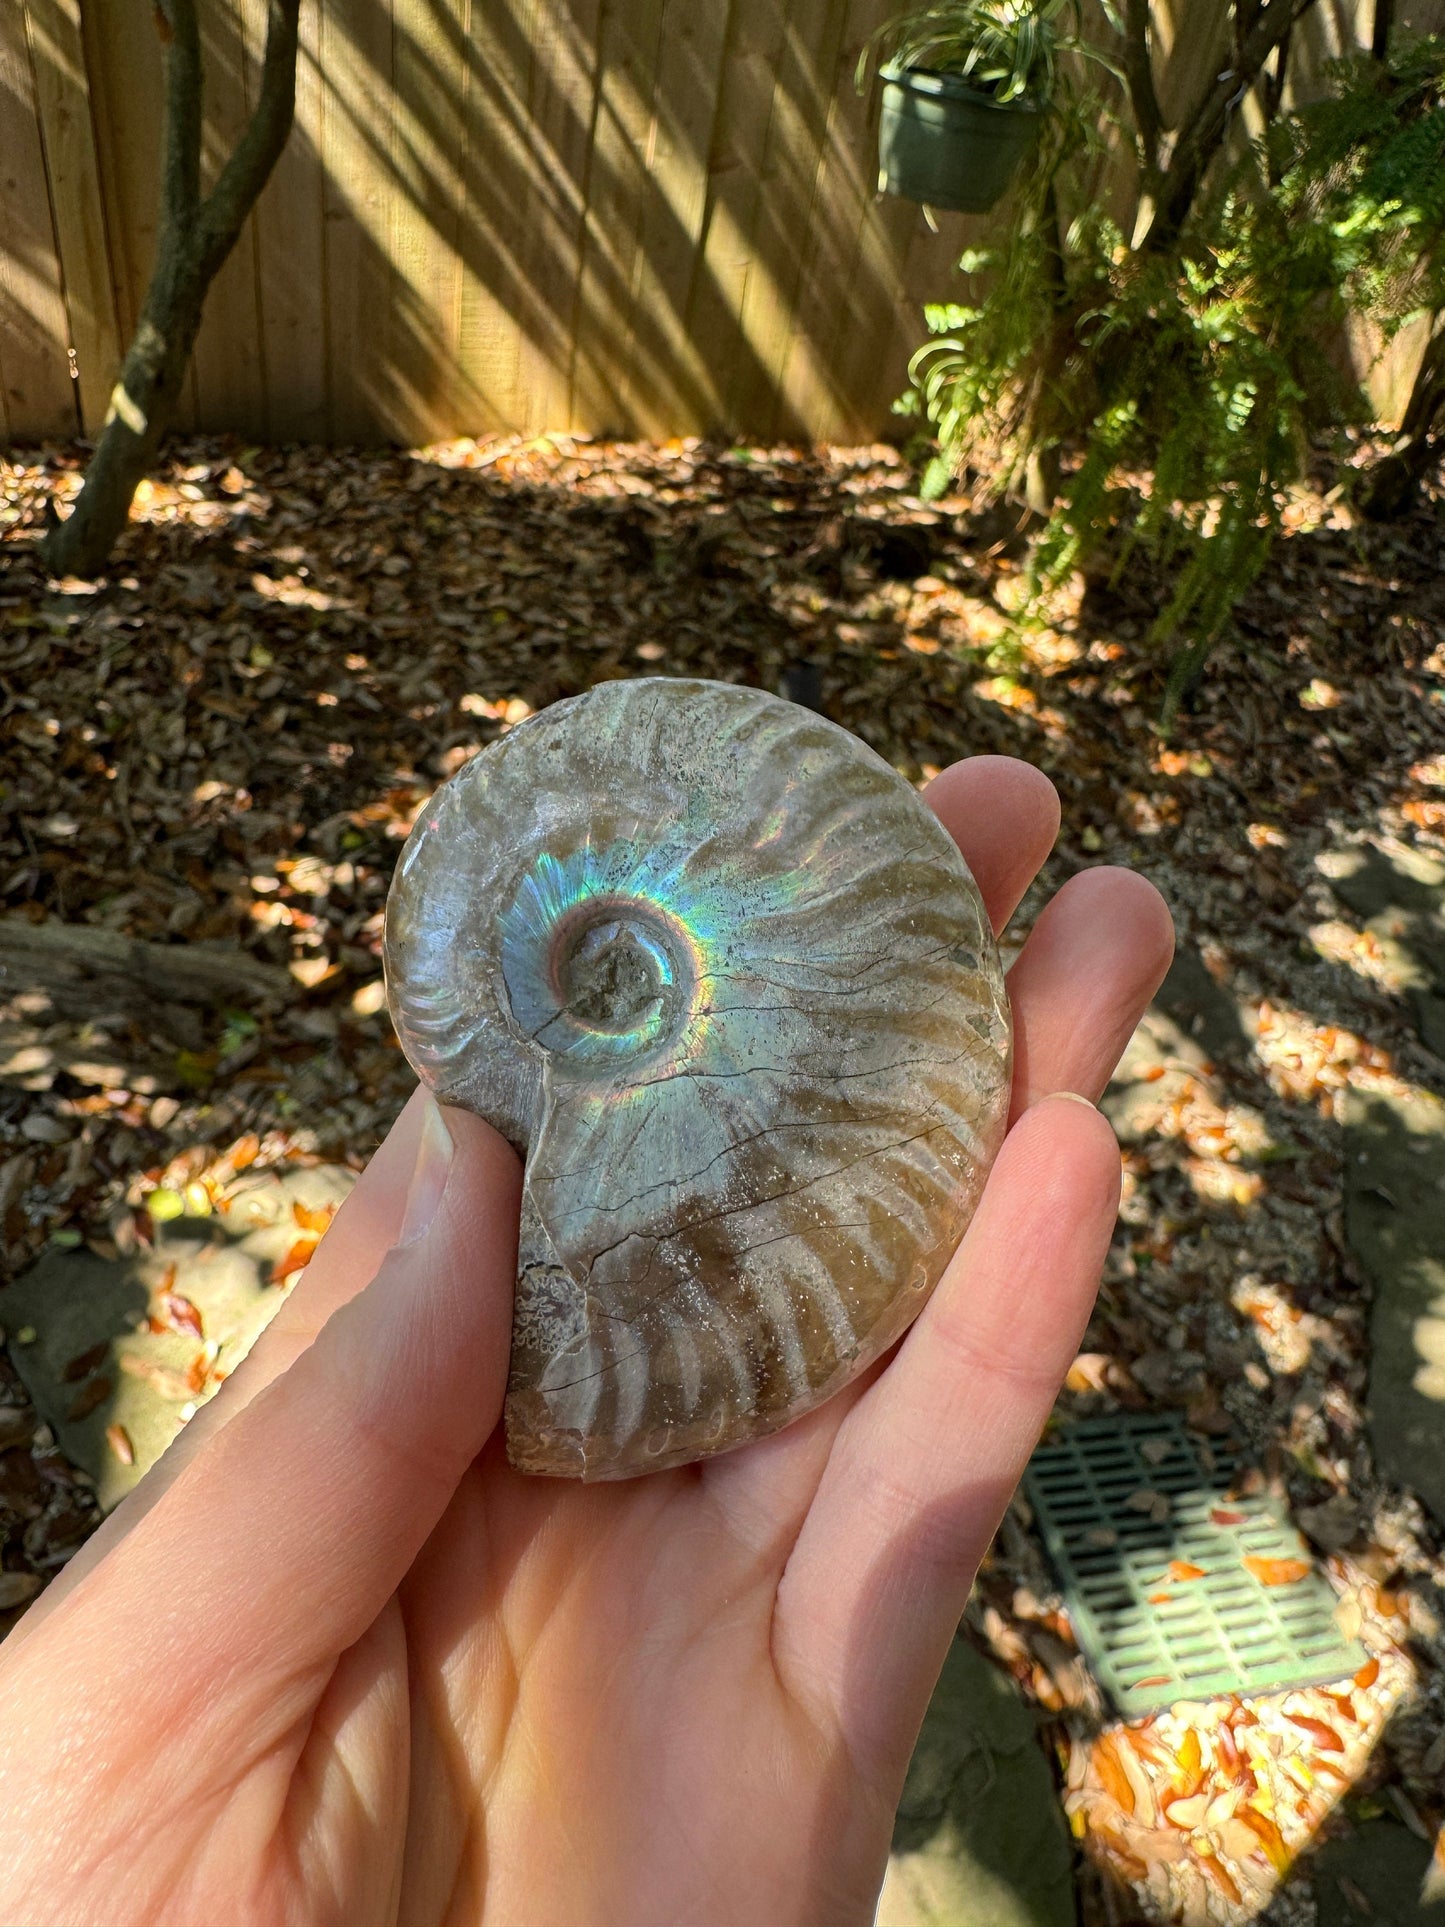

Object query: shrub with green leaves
[900,33,1445,721]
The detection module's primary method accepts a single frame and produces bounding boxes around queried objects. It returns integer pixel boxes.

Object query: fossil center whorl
[554,907,676,1034]
[383,676,1013,1483]
[497,854,705,1070]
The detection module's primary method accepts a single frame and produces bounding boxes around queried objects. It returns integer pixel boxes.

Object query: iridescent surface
[385,678,1011,1479]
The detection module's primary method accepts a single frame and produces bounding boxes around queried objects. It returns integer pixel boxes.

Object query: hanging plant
[857,0,1103,214]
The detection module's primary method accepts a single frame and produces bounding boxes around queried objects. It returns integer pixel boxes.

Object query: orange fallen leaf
[271,1237,318,1284]
[1286,1712,1345,1753]
[1148,1590,1172,1604]
[1169,1560,1206,1582]
[1093,1735,1136,1815]
[1090,1823,1149,1883]
[159,1291,204,1339]
[1199,1851,1243,1905]
[1239,1805,1292,1874]
[1210,1507,1247,1525]
[185,1351,210,1395]
[1177,1727,1204,1787]
[1354,1656,1380,1691]
[106,1423,134,1466]
[1115,1736,1157,1824]
[1120,1725,1172,1770]
[1219,1815,1269,1863]
[292,1200,334,1234]
[1243,1555,1311,1586]
[231,1133,261,1171]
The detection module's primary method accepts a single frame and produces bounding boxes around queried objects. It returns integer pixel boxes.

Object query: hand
[0,755,1171,1927]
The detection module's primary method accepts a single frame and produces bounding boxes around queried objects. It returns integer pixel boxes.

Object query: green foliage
[1273,38,1445,338]
[857,0,1115,105]
[900,32,1445,721]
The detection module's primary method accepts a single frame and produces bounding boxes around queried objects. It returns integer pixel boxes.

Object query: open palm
[0,756,1171,1927]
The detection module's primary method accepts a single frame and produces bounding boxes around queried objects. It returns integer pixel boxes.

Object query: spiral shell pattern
[385,678,1011,1479]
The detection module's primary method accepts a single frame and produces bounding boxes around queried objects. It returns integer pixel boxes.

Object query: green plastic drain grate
[1022,1413,1367,1719]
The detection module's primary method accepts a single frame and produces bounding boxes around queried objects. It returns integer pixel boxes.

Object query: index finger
[923,755,1060,934]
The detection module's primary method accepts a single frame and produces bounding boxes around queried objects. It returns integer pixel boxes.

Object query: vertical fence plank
[320,0,394,441]
[190,0,268,436]
[1,0,1407,445]
[625,0,732,436]
[510,0,604,433]
[78,0,202,433]
[1,4,77,441]
[602,0,729,436]
[448,0,547,436]
[385,0,468,445]
[777,0,893,444]
[722,0,850,438]
[253,0,327,442]
[684,0,796,438]
[568,0,672,433]
[24,0,121,436]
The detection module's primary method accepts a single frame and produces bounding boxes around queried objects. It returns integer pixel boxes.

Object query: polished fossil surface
[384,678,1011,1478]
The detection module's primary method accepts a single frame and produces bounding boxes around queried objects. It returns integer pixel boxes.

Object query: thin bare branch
[195,0,302,280]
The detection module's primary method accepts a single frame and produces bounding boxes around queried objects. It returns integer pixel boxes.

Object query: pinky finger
[773,1096,1120,1779]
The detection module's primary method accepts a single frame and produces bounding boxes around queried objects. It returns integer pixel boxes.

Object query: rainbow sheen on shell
[384,678,1011,1479]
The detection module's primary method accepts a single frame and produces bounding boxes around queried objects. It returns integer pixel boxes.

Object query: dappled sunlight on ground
[3,432,1444,1912]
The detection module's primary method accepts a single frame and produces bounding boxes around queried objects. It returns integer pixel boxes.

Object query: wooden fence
[0,0,1434,447]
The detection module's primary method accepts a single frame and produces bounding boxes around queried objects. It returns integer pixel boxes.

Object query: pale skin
[0,756,1173,1927]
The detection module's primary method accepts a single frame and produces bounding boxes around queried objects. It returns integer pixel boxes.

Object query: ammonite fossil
[385,678,1011,1479]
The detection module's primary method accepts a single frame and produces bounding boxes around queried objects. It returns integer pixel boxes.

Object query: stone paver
[0,1165,354,1507]
[1321,839,1445,1054]
[875,1637,1073,1927]
[1343,1084,1445,1529]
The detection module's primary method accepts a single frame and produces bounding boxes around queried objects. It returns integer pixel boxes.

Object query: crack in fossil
[573,1112,970,1281]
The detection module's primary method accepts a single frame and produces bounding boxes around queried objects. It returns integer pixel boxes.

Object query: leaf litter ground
[2,433,1444,1922]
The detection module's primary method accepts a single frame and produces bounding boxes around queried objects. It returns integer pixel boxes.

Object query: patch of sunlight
[1069,1644,1415,1922]
[1307,918,1427,994]
[1252,1001,1407,1114]
[1231,1277,1320,1376]
[1412,1311,1445,1402]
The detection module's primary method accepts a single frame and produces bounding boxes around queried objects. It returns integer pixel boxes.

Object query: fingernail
[1046,1089,1096,1109]
[398,1094,454,1247]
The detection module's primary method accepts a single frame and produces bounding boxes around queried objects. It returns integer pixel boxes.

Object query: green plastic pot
[878,62,1042,214]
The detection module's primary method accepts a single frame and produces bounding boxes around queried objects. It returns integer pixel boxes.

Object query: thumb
[46,1098,521,1716]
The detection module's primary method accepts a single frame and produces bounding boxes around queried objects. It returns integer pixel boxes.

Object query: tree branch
[1138,0,1321,254]
[39,0,302,576]
[1122,0,1163,181]
[156,0,202,230]
[194,0,301,283]
[1371,0,1394,60]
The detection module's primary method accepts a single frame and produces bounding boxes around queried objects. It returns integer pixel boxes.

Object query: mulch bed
[3,432,1444,1920]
